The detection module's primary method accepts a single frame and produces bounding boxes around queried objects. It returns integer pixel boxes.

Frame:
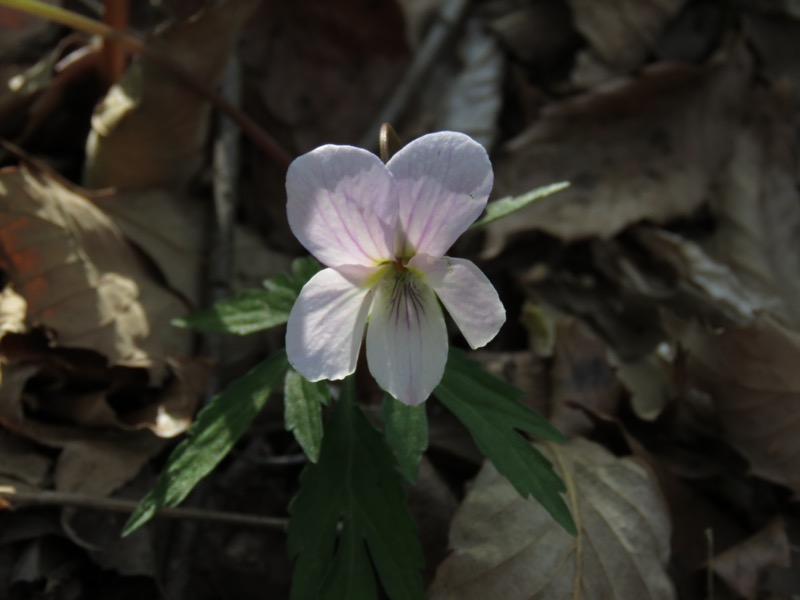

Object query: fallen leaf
[0,285,26,336]
[567,0,690,86]
[484,43,751,253]
[0,429,52,489]
[95,188,291,306]
[435,19,504,149]
[712,517,791,600]
[240,0,409,152]
[671,313,800,495]
[548,313,622,436]
[703,92,800,327]
[0,166,190,382]
[84,0,261,189]
[429,438,674,599]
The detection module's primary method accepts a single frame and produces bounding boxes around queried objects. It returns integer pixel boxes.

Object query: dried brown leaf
[0,166,190,382]
[429,438,674,599]
[704,94,800,327]
[96,188,291,306]
[0,429,51,489]
[485,44,751,253]
[84,0,261,189]
[0,285,26,337]
[671,314,800,495]
[567,0,689,85]
[712,517,791,600]
[240,0,409,152]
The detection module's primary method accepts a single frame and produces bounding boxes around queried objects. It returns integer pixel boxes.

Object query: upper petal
[287,145,397,267]
[366,275,448,406]
[387,131,492,257]
[410,254,505,349]
[286,267,375,381]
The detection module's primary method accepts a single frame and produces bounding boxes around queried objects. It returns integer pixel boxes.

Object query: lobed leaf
[122,351,290,535]
[287,378,425,600]
[284,370,328,463]
[381,394,428,483]
[434,348,575,535]
[173,257,321,334]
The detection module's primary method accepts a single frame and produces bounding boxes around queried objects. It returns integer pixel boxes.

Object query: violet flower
[285,131,505,406]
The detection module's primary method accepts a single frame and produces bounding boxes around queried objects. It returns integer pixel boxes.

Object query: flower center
[392,259,408,274]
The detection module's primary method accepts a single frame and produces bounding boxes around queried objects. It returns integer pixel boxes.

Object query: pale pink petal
[410,254,505,349]
[387,131,493,257]
[286,267,376,381]
[366,276,448,406]
[287,145,397,267]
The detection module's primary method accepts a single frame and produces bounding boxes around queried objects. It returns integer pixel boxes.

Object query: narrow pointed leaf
[284,370,328,463]
[381,393,428,483]
[434,348,576,535]
[173,257,321,334]
[469,182,570,231]
[288,378,425,600]
[123,351,290,535]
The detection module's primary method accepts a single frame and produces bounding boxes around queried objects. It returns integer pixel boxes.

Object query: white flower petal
[286,267,375,381]
[366,275,448,406]
[387,131,493,257]
[287,145,397,267]
[410,254,505,349]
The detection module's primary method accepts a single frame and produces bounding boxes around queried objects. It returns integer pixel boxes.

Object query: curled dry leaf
[429,438,674,600]
[84,0,261,189]
[485,43,751,254]
[566,0,689,86]
[712,517,791,600]
[0,166,190,382]
[436,19,504,149]
[671,313,800,496]
[704,94,800,327]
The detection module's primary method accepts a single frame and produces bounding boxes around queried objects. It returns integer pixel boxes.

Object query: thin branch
[0,486,288,532]
[358,0,472,149]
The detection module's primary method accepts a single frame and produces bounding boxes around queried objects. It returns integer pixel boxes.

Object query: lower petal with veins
[366,275,448,406]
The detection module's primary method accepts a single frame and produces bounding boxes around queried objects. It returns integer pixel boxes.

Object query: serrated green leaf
[122,352,290,536]
[381,394,427,483]
[469,182,570,231]
[172,257,322,335]
[288,378,425,600]
[284,370,328,463]
[434,348,576,535]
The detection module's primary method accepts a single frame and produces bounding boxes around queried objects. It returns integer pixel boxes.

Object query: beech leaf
[429,438,675,599]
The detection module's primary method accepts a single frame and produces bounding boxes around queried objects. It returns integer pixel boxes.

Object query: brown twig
[358,0,473,149]
[99,0,128,86]
[0,486,288,531]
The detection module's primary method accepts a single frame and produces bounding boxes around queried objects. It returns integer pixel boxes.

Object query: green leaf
[434,348,576,535]
[288,378,425,600]
[284,370,328,463]
[173,257,322,334]
[122,352,290,536]
[469,182,570,231]
[381,394,427,483]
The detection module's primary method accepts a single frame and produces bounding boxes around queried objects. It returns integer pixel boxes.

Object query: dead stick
[0,486,288,532]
